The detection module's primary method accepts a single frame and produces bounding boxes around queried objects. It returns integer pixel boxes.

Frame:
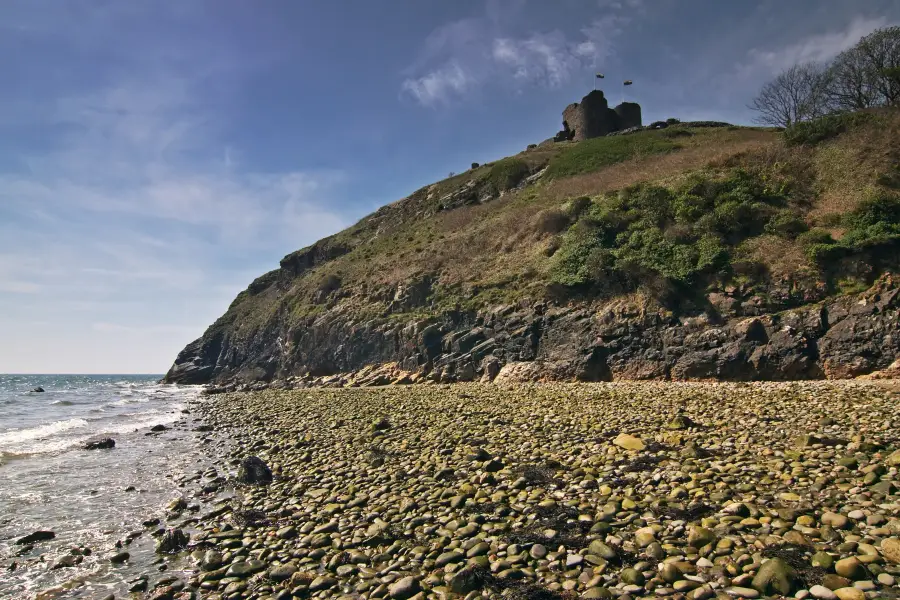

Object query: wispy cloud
[742,16,892,76]
[401,8,630,106]
[401,61,474,106]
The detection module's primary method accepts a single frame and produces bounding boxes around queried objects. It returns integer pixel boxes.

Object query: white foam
[0,418,89,447]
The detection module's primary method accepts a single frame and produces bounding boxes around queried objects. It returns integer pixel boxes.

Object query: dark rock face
[236,456,272,485]
[164,275,900,386]
[83,438,115,450]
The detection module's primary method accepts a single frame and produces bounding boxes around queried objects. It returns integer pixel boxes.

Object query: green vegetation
[801,193,900,265]
[485,158,531,194]
[544,131,678,179]
[784,112,875,146]
[550,168,805,291]
[214,108,898,337]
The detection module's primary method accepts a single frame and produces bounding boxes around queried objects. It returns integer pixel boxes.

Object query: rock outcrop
[166,273,900,387]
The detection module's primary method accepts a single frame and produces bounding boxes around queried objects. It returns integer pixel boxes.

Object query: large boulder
[236,456,272,485]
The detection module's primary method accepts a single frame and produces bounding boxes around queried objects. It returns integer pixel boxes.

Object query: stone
[201,550,223,571]
[620,568,645,586]
[613,433,645,451]
[751,558,800,596]
[688,526,716,548]
[809,585,837,600]
[309,576,337,591]
[155,529,189,554]
[449,566,483,595]
[276,525,297,539]
[268,564,297,582]
[16,531,55,545]
[821,575,851,591]
[83,438,115,450]
[588,540,617,560]
[109,551,130,564]
[150,424,168,432]
[389,576,420,599]
[821,512,849,529]
[725,586,759,598]
[886,450,900,467]
[52,555,79,569]
[435,550,464,567]
[31,387,44,393]
[236,456,272,485]
[834,557,864,580]
[833,588,864,600]
[881,537,900,564]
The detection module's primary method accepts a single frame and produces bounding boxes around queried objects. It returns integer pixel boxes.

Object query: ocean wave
[50,399,75,406]
[0,418,89,447]
[105,397,149,408]
[103,409,183,434]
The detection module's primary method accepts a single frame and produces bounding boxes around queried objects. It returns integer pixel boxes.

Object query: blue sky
[1,0,897,373]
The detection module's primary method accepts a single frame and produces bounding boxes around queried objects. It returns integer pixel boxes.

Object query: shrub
[563,196,593,218]
[550,168,812,295]
[797,228,836,246]
[471,162,480,169]
[666,118,681,125]
[764,211,808,238]
[845,194,900,230]
[486,158,530,193]
[783,112,874,146]
[532,209,571,236]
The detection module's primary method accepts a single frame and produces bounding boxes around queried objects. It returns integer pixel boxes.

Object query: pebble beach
[138,382,900,600]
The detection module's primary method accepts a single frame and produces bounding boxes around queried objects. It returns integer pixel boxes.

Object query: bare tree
[826,45,881,111]
[856,26,900,106]
[749,63,830,127]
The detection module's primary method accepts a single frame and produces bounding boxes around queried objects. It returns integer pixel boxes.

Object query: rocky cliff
[165,110,900,387]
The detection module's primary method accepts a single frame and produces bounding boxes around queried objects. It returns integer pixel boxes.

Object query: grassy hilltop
[228,110,900,333]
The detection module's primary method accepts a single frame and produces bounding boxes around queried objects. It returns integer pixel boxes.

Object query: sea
[0,374,207,599]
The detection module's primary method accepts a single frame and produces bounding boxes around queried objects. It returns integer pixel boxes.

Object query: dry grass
[542,129,777,203]
[808,116,900,223]
[737,235,814,280]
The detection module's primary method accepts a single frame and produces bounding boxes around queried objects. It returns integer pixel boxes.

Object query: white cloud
[403,10,629,106]
[401,61,473,106]
[744,16,892,75]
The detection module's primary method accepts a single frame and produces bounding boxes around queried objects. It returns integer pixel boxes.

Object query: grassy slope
[217,111,900,341]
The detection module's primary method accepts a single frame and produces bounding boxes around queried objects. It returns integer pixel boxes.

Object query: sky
[1,0,898,374]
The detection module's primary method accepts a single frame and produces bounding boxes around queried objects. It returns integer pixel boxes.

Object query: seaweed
[652,502,717,522]
[761,543,826,588]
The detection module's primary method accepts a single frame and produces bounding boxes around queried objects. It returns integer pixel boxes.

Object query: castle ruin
[555,90,642,141]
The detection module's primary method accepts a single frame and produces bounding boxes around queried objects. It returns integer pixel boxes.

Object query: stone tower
[556,90,643,141]
[614,102,642,130]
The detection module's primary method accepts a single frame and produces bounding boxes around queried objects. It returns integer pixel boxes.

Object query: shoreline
[159,381,900,600]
